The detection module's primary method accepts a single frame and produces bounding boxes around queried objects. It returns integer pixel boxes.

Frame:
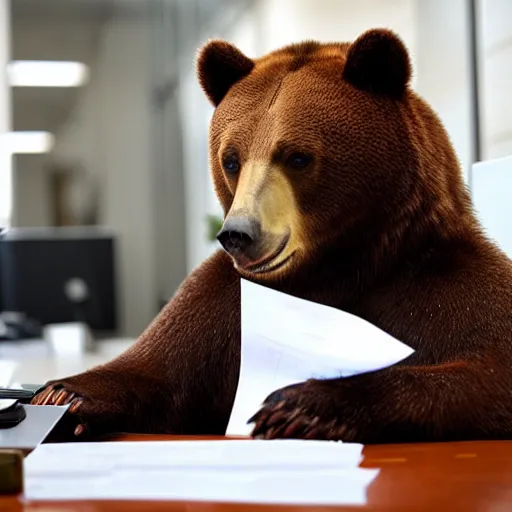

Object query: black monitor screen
[0,227,117,332]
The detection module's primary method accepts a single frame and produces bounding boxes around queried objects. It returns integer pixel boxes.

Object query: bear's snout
[217,216,261,258]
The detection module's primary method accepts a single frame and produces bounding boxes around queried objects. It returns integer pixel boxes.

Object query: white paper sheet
[25,440,379,504]
[0,360,19,412]
[0,404,69,450]
[0,359,18,386]
[226,279,414,435]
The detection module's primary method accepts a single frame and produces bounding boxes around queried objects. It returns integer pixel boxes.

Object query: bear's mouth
[251,251,295,274]
[242,234,291,274]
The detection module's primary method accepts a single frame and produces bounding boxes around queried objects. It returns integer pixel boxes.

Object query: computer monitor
[0,226,117,333]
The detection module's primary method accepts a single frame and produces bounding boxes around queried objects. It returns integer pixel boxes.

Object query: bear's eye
[286,152,312,170]
[222,155,240,174]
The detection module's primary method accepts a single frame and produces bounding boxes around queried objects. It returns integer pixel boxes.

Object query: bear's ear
[343,29,411,99]
[197,40,254,106]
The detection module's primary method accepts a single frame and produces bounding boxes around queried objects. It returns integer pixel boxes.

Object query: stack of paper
[25,440,379,505]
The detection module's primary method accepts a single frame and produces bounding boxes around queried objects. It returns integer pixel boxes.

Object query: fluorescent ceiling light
[4,131,55,154]
[7,60,89,87]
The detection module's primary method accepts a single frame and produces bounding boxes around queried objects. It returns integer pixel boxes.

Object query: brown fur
[34,29,512,444]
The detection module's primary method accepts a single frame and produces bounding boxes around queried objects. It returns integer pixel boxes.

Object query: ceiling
[12,0,114,22]
[10,0,116,133]
[9,0,233,135]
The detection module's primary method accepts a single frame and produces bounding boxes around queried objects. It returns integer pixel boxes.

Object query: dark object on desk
[0,449,23,495]
[0,311,42,341]
[0,226,117,334]
[0,403,26,429]
[0,388,41,403]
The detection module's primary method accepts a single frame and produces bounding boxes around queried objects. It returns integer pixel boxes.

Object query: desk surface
[4,435,512,511]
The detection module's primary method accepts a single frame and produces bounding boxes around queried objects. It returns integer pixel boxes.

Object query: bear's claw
[248,379,359,441]
[30,370,173,440]
[31,385,88,436]
[54,389,76,405]
[251,402,355,440]
[32,386,76,407]
[74,424,87,436]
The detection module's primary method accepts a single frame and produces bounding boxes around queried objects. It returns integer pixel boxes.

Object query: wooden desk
[3,435,512,511]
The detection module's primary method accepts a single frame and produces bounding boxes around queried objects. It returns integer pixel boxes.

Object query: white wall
[11,155,51,227]
[0,0,11,228]
[256,0,417,57]
[414,0,473,182]
[50,12,157,338]
[478,0,512,160]
[179,70,216,273]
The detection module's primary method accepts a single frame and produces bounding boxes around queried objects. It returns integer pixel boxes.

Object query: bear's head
[197,29,473,283]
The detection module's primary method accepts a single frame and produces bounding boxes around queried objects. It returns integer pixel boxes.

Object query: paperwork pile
[25,440,379,504]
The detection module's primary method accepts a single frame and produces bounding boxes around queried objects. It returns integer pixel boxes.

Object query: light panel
[7,60,89,87]
[4,131,55,154]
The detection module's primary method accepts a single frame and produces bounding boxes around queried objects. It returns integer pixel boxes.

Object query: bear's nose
[216,216,260,256]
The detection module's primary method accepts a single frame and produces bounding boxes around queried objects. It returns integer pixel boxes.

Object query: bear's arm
[32,250,241,438]
[250,355,512,443]
[249,248,512,443]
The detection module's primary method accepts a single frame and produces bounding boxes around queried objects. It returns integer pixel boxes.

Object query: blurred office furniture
[0,226,117,341]
[0,337,133,391]
[0,311,42,341]
[471,154,512,258]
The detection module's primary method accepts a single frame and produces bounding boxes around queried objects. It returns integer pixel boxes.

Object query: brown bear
[33,28,512,444]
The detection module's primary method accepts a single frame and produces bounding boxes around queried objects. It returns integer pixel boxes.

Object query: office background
[0,0,511,341]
